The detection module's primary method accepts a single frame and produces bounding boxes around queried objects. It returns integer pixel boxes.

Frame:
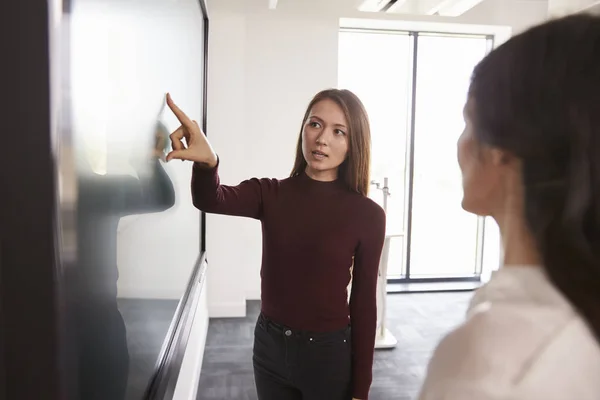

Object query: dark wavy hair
[469,14,600,341]
[290,89,371,196]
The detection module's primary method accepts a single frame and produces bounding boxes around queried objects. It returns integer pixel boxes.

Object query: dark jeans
[253,313,352,400]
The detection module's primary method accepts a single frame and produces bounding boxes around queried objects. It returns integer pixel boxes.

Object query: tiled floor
[197,292,471,400]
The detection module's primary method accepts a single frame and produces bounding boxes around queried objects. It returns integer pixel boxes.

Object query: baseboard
[208,301,247,318]
[245,288,261,301]
[387,281,480,293]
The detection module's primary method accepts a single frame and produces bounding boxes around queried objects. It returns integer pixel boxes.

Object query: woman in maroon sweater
[165,89,386,400]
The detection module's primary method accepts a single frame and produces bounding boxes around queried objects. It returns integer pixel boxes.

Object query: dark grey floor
[118,298,179,400]
[198,292,471,400]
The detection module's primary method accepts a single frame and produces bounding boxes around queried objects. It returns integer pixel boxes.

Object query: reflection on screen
[69,0,204,398]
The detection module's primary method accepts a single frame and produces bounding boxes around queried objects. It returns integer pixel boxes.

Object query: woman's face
[458,100,508,217]
[301,99,349,181]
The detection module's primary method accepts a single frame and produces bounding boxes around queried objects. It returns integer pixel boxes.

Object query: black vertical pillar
[1,0,65,398]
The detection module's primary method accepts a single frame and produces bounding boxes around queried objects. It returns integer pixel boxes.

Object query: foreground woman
[419,14,600,400]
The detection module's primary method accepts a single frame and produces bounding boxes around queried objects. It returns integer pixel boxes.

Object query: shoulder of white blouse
[426,302,576,384]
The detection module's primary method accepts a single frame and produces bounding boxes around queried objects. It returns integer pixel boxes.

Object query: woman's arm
[191,158,275,219]
[349,203,386,400]
[164,94,274,219]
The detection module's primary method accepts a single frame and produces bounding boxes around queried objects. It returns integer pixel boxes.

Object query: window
[339,28,500,282]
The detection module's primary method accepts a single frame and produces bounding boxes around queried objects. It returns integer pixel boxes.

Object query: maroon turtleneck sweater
[191,160,386,399]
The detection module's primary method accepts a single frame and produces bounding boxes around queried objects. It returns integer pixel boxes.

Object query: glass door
[339,29,501,282]
[408,33,491,278]
[338,29,413,278]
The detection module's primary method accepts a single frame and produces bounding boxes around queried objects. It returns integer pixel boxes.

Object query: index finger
[166,93,194,128]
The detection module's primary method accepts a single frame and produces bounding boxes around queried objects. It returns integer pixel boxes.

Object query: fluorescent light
[268,0,278,10]
[358,0,393,12]
[434,0,485,17]
[385,0,409,13]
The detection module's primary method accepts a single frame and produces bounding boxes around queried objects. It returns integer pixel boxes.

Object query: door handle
[371,179,391,196]
[382,177,391,197]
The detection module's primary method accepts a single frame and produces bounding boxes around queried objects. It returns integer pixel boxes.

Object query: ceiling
[265,0,548,18]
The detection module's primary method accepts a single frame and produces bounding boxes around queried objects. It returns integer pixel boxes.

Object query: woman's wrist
[195,154,218,169]
[205,153,218,168]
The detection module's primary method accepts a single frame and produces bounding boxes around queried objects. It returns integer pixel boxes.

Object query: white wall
[70,0,204,299]
[548,0,600,16]
[206,6,339,317]
[205,0,549,317]
[203,10,254,316]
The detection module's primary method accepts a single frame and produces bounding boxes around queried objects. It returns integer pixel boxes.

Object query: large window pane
[338,30,412,277]
[409,34,489,278]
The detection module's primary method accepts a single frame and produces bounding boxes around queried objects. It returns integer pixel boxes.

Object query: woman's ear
[490,148,514,166]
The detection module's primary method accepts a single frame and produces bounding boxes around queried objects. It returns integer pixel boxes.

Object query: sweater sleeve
[191,158,273,219]
[349,203,386,399]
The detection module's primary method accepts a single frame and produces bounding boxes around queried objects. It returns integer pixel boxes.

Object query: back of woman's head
[469,14,600,340]
[291,89,371,196]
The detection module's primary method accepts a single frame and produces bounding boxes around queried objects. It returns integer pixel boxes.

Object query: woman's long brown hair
[469,14,600,341]
[290,89,371,196]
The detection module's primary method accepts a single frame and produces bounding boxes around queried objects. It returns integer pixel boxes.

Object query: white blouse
[417,266,600,400]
